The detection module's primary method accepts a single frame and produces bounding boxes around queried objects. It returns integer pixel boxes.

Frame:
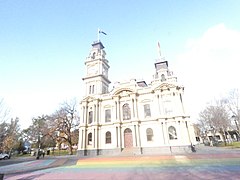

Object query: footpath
[1,146,240,180]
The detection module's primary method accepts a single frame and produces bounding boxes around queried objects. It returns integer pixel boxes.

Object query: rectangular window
[88,111,93,124]
[88,133,92,145]
[164,100,173,115]
[144,104,151,118]
[105,109,111,122]
[89,85,91,94]
[92,85,95,94]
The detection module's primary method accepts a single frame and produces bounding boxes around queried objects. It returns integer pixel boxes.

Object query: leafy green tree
[22,115,51,149]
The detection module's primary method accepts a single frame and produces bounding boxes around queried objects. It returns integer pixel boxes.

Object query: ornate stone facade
[77,41,196,156]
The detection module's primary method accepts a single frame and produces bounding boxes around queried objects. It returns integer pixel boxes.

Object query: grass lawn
[49,149,77,156]
[218,141,240,148]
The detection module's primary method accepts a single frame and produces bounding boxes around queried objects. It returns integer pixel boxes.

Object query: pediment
[104,105,111,108]
[113,88,134,96]
[82,96,96,102]
[154,83,176,91]
[140,99,151,103]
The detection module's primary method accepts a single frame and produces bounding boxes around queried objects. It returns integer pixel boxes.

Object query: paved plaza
[1,146,240,180]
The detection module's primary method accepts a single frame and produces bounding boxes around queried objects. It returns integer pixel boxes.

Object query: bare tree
[0,98,10,123]
[225,89,240,133]
[50,99,80,155]
[198,100,230,145]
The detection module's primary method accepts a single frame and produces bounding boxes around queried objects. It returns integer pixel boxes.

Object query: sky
[1,0,240,129]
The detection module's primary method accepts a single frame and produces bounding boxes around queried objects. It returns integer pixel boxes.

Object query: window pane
[92,85,95,94]
[161,74,166,82]
[168,126,177,140]
[146,128,153,141]
[144,104,151,118]
[89,111,93,124]
[123,103,131,120]
[89,86,91,94]
[88,133,92,145]
[105,109,111,122]
[106,131,111,144]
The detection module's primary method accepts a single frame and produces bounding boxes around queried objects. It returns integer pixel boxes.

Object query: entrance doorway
[124,128,133,148]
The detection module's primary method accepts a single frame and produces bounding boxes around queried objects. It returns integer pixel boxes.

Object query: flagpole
[97,28,100,42]
[157,42,161,59]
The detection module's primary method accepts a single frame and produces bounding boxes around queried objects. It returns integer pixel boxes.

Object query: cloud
[173,24,240,121]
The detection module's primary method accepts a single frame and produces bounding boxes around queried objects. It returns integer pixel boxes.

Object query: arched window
[105,131,111,144]
[92,52,96,59]
[146,128,153,141]
[161,74,166,82]
[168,126,177,140]
[123,103,131,120]
[88,133,92,145]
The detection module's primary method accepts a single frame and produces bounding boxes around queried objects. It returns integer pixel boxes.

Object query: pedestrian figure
[42,150,45,158]
[36,149,40,160]
[191,143,196,152]
[210,140,213,147]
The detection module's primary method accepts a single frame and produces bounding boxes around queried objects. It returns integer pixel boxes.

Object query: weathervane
[97,28,107,42]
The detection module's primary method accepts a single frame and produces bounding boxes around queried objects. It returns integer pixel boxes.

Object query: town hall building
[77,40,196,156]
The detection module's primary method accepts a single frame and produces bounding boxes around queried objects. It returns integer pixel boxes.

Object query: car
[0,153,10,160]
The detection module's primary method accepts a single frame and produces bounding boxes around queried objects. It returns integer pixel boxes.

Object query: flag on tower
[99,30,107,35]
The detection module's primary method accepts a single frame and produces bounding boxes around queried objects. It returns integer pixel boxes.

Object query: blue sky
[1,0,240,128]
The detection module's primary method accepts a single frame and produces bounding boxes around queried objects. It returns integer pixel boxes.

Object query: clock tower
[82,41,111,96]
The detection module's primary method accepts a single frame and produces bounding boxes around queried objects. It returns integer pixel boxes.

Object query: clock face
[88,65,98,75]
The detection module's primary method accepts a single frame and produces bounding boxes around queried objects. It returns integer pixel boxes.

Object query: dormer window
[161,74,166,82]
[92,52,96,59]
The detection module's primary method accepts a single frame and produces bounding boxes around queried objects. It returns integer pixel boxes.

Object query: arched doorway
[124,128,133,148]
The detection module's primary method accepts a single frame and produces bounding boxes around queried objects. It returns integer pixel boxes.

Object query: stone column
[116,126,119,147]
[93,128,96,148]
[137,123,141,148]
[97,100,99,124]
[134,94,139,119]
[157,94,161,116]
[118,97,121,122]
[180,93,185,115]
[161,122,166,145]
[84,129,87,149]
[85,105,88,125]
[119,125,122,149]
[134,125,137,146]
[114,100,117,122]
[131,98,134,120]
[99,100,102,124]
[94,104,96,123]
